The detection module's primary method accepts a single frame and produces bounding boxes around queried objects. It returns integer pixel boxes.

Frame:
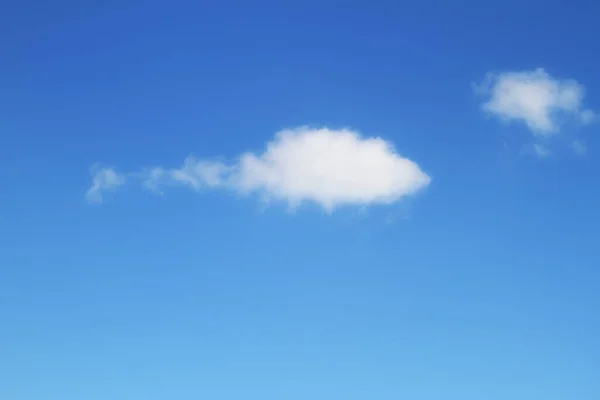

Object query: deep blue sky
[1,1,599,399]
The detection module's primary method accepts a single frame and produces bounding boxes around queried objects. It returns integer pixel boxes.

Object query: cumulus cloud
[477,68,594,135]
[85,166,125,203]
[87,127,431,211]
[231,127,430,210]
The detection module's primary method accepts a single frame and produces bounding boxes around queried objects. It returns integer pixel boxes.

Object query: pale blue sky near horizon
[1,0,599,399]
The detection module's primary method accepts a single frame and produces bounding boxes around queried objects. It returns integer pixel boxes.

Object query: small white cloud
[86,166,125,204]
[90,127,431,212]
[478,68,594,135]
[142,158,229,192]
[532,143,551,158]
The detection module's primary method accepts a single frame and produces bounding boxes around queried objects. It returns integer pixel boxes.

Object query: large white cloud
[229,127,430,210]
[478,68,594,135]
[87,127,431,211]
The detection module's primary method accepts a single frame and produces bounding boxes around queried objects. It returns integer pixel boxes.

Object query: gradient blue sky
[1,0,599,399]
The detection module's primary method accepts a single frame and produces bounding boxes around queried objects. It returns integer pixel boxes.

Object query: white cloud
[142,158,230,192]
[85,166,125,204]
[532,143,551,158]
[478,68,594,135]
[227,127,431,211]
[89,127,431,211]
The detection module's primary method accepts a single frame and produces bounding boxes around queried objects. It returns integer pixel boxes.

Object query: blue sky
[1,0,599,399]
